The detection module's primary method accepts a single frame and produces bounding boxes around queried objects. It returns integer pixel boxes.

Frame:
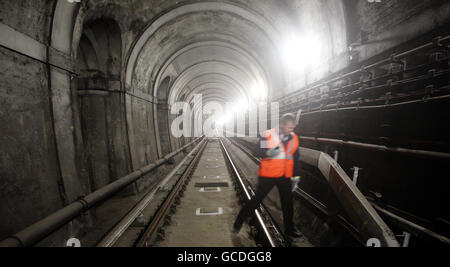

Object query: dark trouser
[235,177,294,233]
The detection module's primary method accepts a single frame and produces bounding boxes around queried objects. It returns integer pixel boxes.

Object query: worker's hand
[266,146,281,157]
[291,176,301,192]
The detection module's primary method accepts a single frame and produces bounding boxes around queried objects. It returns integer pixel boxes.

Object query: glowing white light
[250,84,267,102]
[234,99,248,112]
[215,119,224,126]
[282,34,322,70]
[215,113,233,126]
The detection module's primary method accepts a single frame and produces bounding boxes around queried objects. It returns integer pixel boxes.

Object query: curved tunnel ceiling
[168,61,254,104]
[126,0,348,113]
[158,43,269,105]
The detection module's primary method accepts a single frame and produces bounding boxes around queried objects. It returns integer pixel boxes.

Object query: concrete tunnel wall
[0,0,448,245]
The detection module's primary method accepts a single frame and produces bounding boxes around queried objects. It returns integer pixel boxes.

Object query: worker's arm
[253,137,269,158]
[253,136,283,158]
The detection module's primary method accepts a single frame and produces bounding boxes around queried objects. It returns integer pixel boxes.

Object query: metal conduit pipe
[226,137,400,247]
[278,35,450,103]
[232,137,449,245]
[279,65,449,109]
[0,137,204,247]
[97,138,207,247]
[299,136,450,161]
[370,203,450,245]
[279,71,450,110]
[227,138,363,243]
[282,92,450,116]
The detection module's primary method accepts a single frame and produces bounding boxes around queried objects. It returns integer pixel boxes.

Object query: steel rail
[218,138,279,247]
[232,137,450,246]
[227,137,363,244]
[227,137,400,247]
[97,139,207,247]
[0,137,204,247]
[135,139,208,247]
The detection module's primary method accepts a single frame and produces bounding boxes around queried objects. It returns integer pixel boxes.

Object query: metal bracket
[350,167,363,186]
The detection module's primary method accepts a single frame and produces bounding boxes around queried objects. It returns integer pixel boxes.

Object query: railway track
[230,137,450,247]
[97,137,289,247]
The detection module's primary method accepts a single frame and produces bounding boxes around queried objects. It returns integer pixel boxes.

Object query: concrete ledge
[0,22,46,61]
[0,22,77,74]
[48,46,77,74]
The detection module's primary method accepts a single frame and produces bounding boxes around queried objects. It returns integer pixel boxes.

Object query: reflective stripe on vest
[258,128,299,178]
[264,129,296,160]
[265,129,286,160]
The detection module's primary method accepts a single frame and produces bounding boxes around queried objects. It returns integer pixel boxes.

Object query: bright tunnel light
[250,83,267,102]
[215,98,248,126]
[215,113,232,126]
[281,34,322,70]
[234,99,248,112]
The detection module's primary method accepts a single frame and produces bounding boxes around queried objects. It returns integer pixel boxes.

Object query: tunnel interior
[0,0,449,247]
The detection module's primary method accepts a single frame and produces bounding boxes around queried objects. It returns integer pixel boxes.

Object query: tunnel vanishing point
[0,0,449,248]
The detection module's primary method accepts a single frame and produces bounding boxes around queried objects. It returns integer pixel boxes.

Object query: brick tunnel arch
[155,76,172,157]
[124,0,350,147]
[75,18,129,192]
[1,0,448,247]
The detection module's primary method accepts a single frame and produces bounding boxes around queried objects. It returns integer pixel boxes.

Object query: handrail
[228,137,400,247]
[0,137,204,247]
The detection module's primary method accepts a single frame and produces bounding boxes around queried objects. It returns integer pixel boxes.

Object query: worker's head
[279,113,297,135]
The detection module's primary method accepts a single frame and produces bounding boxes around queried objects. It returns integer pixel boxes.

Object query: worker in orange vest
[233,114,303,240]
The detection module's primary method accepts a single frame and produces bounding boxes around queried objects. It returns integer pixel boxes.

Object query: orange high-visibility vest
[258,128,299,178]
